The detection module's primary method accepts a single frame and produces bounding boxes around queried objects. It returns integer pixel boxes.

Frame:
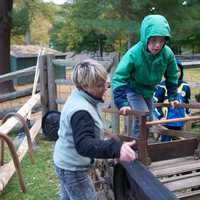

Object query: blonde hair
[72,59,107,89]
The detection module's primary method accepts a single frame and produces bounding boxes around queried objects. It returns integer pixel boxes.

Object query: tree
[0,0,15,94]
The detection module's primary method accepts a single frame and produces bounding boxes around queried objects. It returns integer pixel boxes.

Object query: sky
[43,0,68,5]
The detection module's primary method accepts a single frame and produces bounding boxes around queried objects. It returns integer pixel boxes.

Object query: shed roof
[11,45,62,58]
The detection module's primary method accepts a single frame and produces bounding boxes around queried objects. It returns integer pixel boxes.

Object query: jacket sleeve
[153,84,166,119]
[113,86,129,109]
[112,49,135,108]
[71,110,122,159]
[165,51,179,101]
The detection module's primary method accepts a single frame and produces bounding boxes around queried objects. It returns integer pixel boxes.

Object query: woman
[53,59,136,200]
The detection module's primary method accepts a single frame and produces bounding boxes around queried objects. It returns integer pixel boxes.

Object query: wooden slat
[151,126,200,139]
[182,60,200,68]
[161,171,200,184]
[55,78,73,85]
[0,93,40,135]
[155,103,200,109]
[0,66,36,83]
[47,55,57,110]
[148,139,198,162]
[149,156,198,171]
[0,85,39,103]
[146,115,200,126]
[151,161,200,177]
[177,190,200,200]
[164,175,200,192]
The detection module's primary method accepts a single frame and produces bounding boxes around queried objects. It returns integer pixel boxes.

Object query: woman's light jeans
[55,165,97,200]
[127,91,153,139]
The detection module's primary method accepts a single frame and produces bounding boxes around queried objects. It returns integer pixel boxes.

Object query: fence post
[39,55,49,116]
[47,55,57,111]
[110,55,120,134]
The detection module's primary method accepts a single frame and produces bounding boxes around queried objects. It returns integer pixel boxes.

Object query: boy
[112,15,179,138]
[153,60,191,141]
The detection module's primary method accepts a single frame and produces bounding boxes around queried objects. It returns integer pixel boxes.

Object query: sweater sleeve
[71,110,122,159]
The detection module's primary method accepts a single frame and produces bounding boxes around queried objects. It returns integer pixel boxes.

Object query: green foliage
[12,6,30,35]
[11,0,200,54]
[12,0,56,45]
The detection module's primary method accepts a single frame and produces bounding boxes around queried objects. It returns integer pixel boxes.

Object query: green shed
[10,45,65,85]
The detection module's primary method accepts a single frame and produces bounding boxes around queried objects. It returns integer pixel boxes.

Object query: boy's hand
[119,106,132,115]
[170,100,179,108]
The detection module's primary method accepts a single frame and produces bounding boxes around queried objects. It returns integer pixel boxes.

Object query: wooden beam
[0,66,36,83]
[0,93,40,135]
[0,85,39,103]
[52,59,114,72]
[150,156,200,177]
[146,115,200,126]
[114,160,178,200]
[148,139,198,162]
[151,125,200,139]
[154,103,200,109]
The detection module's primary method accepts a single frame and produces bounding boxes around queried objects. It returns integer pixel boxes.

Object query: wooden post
[47,55,57,111]
[110,55,120,134]
[39,55,49,116]
[124,115,133,136]
[138,115,151,165]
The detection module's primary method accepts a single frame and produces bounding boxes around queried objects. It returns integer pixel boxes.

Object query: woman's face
[147,36,166,55]
[84,80,108,99]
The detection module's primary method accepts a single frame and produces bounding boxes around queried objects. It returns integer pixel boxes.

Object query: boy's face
[147,36,166,55]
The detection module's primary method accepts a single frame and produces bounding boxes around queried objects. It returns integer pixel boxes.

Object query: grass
[0,134,59,200]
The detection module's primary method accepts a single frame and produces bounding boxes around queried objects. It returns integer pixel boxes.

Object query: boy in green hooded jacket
[112,14,179,139]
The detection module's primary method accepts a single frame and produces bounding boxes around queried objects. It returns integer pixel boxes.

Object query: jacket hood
[140,15,171,47]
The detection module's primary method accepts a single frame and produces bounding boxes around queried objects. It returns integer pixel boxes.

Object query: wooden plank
[0,85,39,103]
[0,93,40,135]
[151,161,200,177]
[182,60,200,68]
[178,190,200,200]
[114,160,178,200]
[52,59,114,72]
[164,175,200,192]
[47,55,57,110]
[0,104,41,119]
[146,115,200,126]
[0,66,36,83]
[154,103,200,109]
[161,171,200,184]
[148,139,198,162]
[149,156,197,171]
[55,78,73,85]
[151,126,200,139]
[39,55,49,116]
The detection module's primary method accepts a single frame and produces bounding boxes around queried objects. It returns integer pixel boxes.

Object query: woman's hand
[119,106,132,115]
[119,140,137,162]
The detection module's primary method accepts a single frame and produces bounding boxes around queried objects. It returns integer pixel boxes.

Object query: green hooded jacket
[112,15,178,105]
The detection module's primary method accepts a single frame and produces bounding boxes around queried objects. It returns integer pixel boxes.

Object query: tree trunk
[0,0,15,94]
[24,29,31,45]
